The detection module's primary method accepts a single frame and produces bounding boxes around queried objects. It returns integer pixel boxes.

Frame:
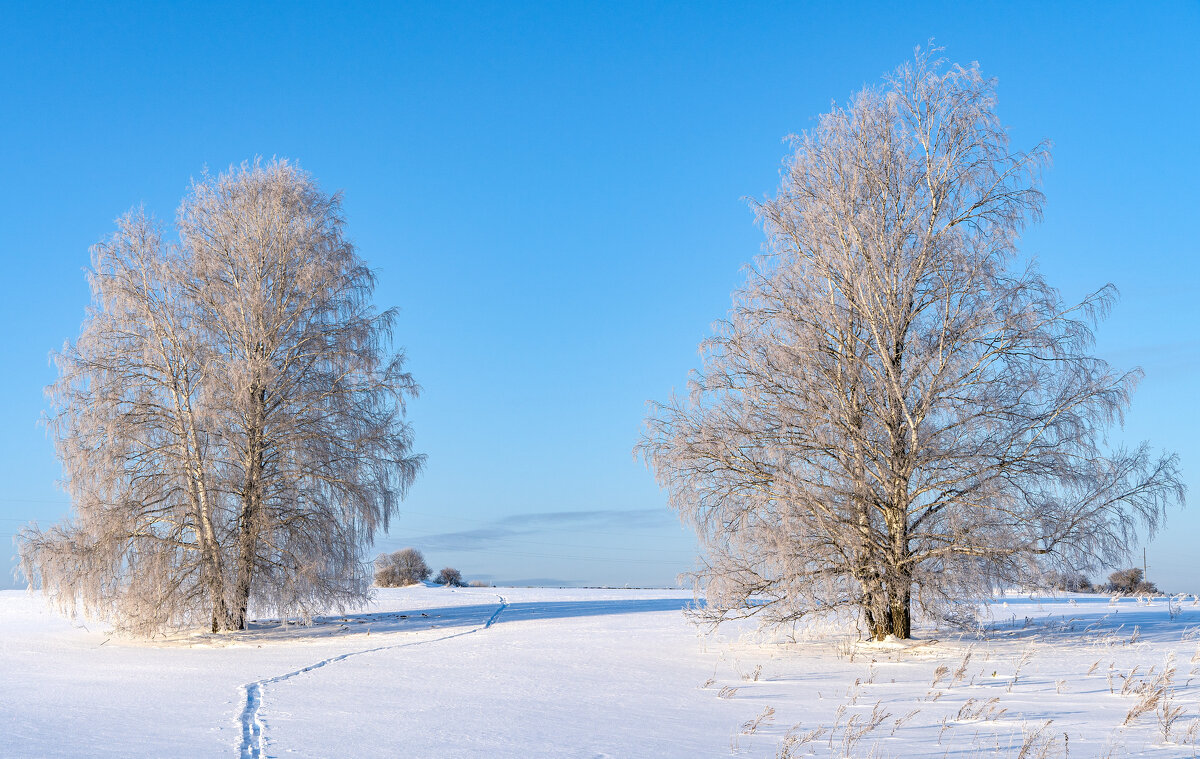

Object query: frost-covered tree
[177,160,423,628]
[375,548,430,587]
[433,567,465,587]
[640,51,1184,640]
[19,160,423,634]
[1106,568,1158,596]
[19,211,232,633]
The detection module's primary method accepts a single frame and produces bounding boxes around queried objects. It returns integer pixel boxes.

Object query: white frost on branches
[19,159,424,634]
[640,50,1185,640]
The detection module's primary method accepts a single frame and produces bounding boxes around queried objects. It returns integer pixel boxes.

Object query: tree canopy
[641,51,1185,639]
[19,159,423,634]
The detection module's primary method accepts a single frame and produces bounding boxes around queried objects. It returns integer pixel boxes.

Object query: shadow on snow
[218,596,694,645]
[977,595,1200,644]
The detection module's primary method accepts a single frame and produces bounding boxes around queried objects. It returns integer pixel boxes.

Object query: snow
[2,587,1199,757]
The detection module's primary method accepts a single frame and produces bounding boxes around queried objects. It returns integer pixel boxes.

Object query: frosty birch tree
[19,211,231,633]
[177,160,423,629]
[19,159,423,634]
[640,51,1185,640]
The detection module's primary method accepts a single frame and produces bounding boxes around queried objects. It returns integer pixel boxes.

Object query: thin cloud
[405,508,676,552]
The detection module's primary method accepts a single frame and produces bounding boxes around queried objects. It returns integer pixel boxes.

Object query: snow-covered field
[2,586,1199,758]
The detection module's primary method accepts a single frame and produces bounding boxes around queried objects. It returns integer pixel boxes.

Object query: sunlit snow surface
[2,586,1199,757]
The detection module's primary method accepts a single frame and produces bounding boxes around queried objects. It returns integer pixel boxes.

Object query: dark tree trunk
[232,381,267,630]
[206,568,232,632]
[887,520,912,639]
[231,513,257,630]
[889,583,911,639]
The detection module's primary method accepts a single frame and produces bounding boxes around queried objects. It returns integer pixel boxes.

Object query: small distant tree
[433,567,465,587]
[1107,568,1159,596]
[375,548,430,587]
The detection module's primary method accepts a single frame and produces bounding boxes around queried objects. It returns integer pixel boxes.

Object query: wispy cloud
[403,508,676,552]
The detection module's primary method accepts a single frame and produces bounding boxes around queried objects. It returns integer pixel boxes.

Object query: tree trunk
[231,381,267,630]
[885,509,912,639]
[865,606,886,641]
[231,450,262,629]
[201,530,231,632]
[186,416,231,632]
[888,581,911,639]
[231,503,258,629]
[872,489,913,640]
[166,379,233,632]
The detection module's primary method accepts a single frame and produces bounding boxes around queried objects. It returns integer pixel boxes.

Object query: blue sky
[1,2,1196,590]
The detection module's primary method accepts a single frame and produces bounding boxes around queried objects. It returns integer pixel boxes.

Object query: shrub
[1106,567,1159,596]
[375,548,430,587]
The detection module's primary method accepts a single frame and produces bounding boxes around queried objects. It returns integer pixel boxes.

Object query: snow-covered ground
[2,586,1199,757]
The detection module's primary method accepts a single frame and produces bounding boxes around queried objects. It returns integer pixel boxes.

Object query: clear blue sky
[1,2,1196,591]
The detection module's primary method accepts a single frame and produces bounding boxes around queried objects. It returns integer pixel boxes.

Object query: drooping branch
[640,49,1184,640]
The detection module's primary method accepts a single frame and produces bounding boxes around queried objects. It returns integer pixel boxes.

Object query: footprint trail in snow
[237,595,508,759]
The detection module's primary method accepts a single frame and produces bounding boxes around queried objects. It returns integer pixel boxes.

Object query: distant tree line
[1046,568,1161,596]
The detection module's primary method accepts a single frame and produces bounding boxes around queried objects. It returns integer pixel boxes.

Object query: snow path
[236,595,508,759]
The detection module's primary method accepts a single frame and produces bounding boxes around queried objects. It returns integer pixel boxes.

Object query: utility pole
[1143,547,1148,580]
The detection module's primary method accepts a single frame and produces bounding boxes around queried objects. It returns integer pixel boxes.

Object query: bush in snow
[1106,568,1159,596]
[375,548,430,587]
[433,567,465,587]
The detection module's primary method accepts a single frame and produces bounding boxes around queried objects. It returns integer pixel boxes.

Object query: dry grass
[763,615,1200,759]
[1121,654,1176,727]
[835,701,892,755]
[776,725,825,758]
[890,708,921,737]
[1015,720,1064,759]
[739,705,776,735]
[952,646,975,687]
[740,664,763,682]
[1007,646,1036,693]
[955,696,1008,723]
[930,664,951,689]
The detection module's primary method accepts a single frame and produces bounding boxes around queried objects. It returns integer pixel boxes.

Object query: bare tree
[19,160,422,634]
[640,50,1184,640]
[18,211,231,634]
[375,548,430,587]
[434,567,465,587]
[1107,568,1158,596]
[177,159,423,628]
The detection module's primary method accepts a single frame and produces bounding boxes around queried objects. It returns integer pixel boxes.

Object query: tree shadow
[977,595,1200,645]
[209,596,694,645]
